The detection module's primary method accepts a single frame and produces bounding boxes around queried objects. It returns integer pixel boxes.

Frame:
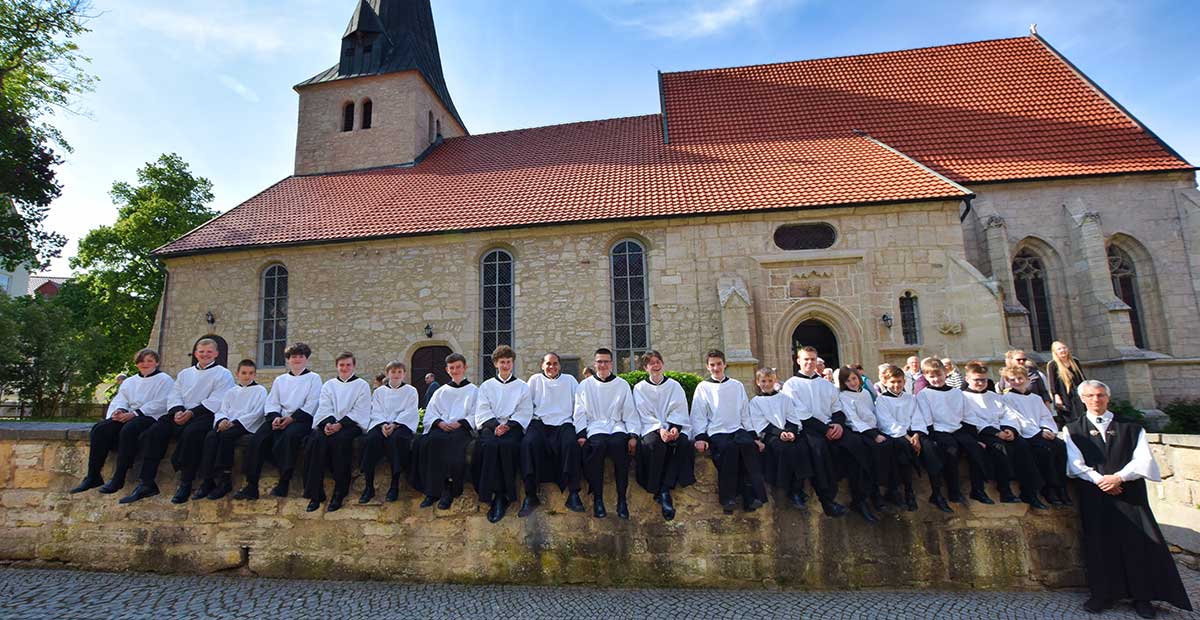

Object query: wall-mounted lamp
[205,311,216,327]
[424,324,434,338]
[881,313,894,329]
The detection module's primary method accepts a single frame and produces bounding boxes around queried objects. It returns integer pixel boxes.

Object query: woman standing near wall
[1046,341,1086,424]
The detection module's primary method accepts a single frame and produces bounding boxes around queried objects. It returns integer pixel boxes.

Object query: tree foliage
[0,293,94,415]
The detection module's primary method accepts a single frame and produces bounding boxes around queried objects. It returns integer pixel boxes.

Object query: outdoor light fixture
[881,313,894,329]
[424,324,433,338]
[205,311,215,327]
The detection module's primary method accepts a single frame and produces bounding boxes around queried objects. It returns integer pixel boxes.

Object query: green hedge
[1163,398,1200,435]
[619,370,706,406]
[1109,399,1145,423]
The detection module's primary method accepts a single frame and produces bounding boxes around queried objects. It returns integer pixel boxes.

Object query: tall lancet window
[480,249,514,379]
[1108,245,1146,349]
[259,264,288,368]
[1012,249,1055,352]
[342,102,355,132]
[361,99,373,129]
[899,291,921,345]
[611,239,650,373]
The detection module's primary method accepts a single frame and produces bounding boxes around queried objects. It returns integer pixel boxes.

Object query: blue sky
[40,0,1200,274]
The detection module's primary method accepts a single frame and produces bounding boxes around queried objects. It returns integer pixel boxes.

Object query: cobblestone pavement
[0,563,1196,620]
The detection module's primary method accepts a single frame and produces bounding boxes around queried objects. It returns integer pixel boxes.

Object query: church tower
[293,0,467,175]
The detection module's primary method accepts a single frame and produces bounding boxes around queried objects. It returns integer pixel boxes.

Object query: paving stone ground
[0,562,1196,620]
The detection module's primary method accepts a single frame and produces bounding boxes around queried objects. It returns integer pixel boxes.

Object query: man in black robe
[1064,380,1192,618]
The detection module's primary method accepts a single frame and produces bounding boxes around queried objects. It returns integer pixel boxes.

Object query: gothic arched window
[899,291,921,345]
[342,102,355,132]
[1012,249,1055,352]
[361,99,372,129]
[1108,245,1146,349]
[427,110,435,143]
[480,249,514,379]
[259,264,288,367]
[611,239,650,373]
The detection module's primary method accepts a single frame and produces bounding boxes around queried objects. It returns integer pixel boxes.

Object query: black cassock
[1066,415,1192,611]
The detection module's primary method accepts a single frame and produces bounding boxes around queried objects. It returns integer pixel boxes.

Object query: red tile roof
[156,116,967,255]
[661,35,1191,184]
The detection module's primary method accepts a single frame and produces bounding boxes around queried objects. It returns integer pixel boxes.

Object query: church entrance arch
[792,320,839,374]
[411,345,452,408]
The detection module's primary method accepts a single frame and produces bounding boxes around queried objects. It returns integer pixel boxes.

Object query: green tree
[64,153,216,388]
[0,0,95,269]
[0,294,94,415]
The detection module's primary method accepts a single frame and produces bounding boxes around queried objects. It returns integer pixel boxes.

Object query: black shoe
[999,489,1020,504]
[305,499,321,512]
[420,495,437,508]
[119,482,159,504]
[789,492,808,509]
[437,494,453,510]
[98,479,125,494]
[1082,596,1110,614]
[488,499,508,523]
[172,483,194,504]
[207,478,232,500]
[722,501,736,515]
[271,479,290,498]
[616,497,629,520]
[358,486,375,504]
[1023,496,1049,510]
[1043,488,1063,506]
[969,490,995,505]
[385,484,400,503]
[518,495,540,518]
[904,489,918,512]
[565,491,586,513]
[70,476,104,494]
[327,495,344,512]
[660,492,675,521]
[930,495,953,513]
[854,502,879,524]
[821,500,847,517]
[1058,489,1073,507]
[191,480,213,501]
[745,498,763,512]
[593,497,607,519]
[233,484,259,500]
[1133,600,1156,619]
[948,492,967,504]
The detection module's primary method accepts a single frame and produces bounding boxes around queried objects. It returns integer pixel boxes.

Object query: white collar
[1089,411,1113,426]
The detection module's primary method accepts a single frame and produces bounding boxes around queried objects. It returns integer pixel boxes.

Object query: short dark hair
[385,360,407,373]
[284,343,312,359]
[335,351,356,365]
[445,353,467,366]
[880,364,905,381]
[964,361,989,376]
[492,345,515,362]
[639,350,663,368]
[706,349,726,363]
[237,359,257,371]
[134,348,160,365]
[542,352,561,364]
[594,348,613,359]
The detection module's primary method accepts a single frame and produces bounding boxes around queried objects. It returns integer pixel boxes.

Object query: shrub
[1109,399,1144,423]
[618,370,705,406]
[1163,398,1200,435]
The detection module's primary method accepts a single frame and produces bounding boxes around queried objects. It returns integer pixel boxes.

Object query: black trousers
[861,431,899,492]
[930,427,990,497]
[360,424,414,487]
[830,429,876,504]
[139,411,213,484]
[86,416,156,484]
[707,430,766,506]
[520,420,582,494]
[302,422,362,501]
[242,413,312,485]
[198,422,249,482]
[475,425,525,502]
[635,430,696,494]
[1027,434,1067,490]
[984,431,1043,497]
[762,432,813,493]
[583,433,631,502]
[891,434,944,496]
[419,425,472,499]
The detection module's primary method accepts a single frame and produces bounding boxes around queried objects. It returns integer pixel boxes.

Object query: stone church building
[151,0,1200,408]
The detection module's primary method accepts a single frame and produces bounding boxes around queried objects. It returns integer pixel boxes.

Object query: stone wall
[1148,433,1200,557]
[0,423,1084,589]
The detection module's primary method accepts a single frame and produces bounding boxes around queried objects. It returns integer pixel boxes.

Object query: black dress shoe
[969,490,995,505]
[930,495,953,513]
[660,492,675,521]
[1058,490,1073,507]
[119,483,159,504]
[490,499,508,523]
[233,485,259,500]
[1133,600,1156,618]
[1082,596,1110,614]
[207,479,232,500]
[437,494,453,510]
[593,497,607,518]
[191,481,214,501]
[305,499,322,512]
[98,479,125,494]
[1023,496,1049,510]
[616,498,629,520]
[948,493,967,504]
[565,491,586,513]
[518,495,540,517]
[70,476,104,494]
[1043,489,1063,506]
[271,479,290,498]
[420,495,437,508]
[385,485,400,502]
[327,496,344,512]
[821,500,847,517]
[854,502,879,524]
[789,492,807,509]
[999,490,1020,504]
[358,486,375,504]
[745,498,764,512]
[172,483,193,504]
[722,501,736,515]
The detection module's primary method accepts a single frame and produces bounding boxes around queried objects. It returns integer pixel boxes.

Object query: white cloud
[134,8,287,55]
[217,74,260,103]
[587,0,800,39]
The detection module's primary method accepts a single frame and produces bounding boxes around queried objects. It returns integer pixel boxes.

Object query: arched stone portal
[792,320,839,373]
[772,299,863,377]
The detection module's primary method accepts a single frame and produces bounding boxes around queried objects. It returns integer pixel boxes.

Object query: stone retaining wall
[1148,433,1200,557]
[0,423,1085,590]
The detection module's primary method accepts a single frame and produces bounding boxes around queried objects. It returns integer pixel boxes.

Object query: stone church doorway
[190,334,228,369]
[791,319,838,374]
[411,345,452,408]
